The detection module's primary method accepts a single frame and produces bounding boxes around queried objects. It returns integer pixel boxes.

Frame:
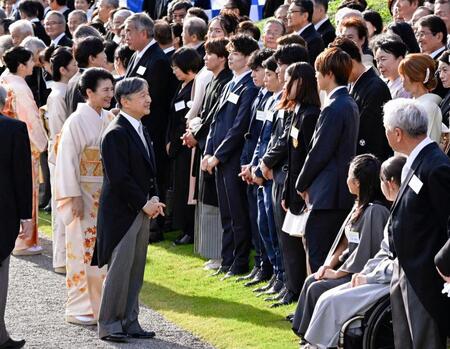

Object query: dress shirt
[51,32,65,46]
[324,86,347,106]
[401,137,433,183]
[314,17,328,30]
[121,111,149,154]
[163,46,175,54]
[430,46,446,60]
[231,70,251,88]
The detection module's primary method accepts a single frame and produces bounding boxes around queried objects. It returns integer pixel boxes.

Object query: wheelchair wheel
[362,295,394,349]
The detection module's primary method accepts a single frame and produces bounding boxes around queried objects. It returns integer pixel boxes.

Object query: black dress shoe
[129,330,156,339]
[270,290,299,308]
[173,234,193,245]
[101,333,128,343]
[209,265,230,276]
[0,338,25,349]
[220,267,248,281]
[264,286,287,302]
[236,266,259,282]
[285,313,294,322]
[259,279,284,296]
[253,274,276,293]
[244,269,272,287]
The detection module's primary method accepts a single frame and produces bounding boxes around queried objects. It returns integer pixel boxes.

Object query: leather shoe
[220,267,248,281]
[244,269,272,287]
[264,286,287,302]
[129,330,155,339]
[209,265,230,276]
[0,338,25,349]
[173,234,193,245]
[43,203,52,213]
[253,274,276,293]
[101,333,128,343]
[258,279,283,296]
[286,313,294,322]
[270,290,299,308]
[235,266,259,282]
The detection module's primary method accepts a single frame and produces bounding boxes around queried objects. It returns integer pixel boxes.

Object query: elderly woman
[1,46,47,256]
[55,68,115,326]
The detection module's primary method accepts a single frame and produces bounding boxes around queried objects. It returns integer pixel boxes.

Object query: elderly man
[67,10,87,37]
[9,19,33,46]
[106,9,132,43]
[383,98,450,348]
[182,16,207,59]
[94,77,165,343]
[262,19,285,49]
[0,85,32,349]
[96,0,119,25]
[44,11,72,47]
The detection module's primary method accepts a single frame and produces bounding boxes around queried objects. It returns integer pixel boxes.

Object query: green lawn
[39,211,298,349]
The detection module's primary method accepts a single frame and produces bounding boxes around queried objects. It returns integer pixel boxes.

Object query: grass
[38,211,298,349]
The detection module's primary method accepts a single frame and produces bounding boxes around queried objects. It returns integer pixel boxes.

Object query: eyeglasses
[44,21,63,26]
[287,10,303,15]
[416,30,434,38]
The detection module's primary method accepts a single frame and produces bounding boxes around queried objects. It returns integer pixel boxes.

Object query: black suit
[32,21,51,46]
[316,18,336,48]
[435,238,450,277]
[388,142,450,345]
[298,24,324,66]
[55,34,73,47]
[440,90,450,127]
[93,114,158,268]
[351,67,392,161]
[65,69,85,117]
[296,87,359,272]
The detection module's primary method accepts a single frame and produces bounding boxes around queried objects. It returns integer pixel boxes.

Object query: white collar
[314,17,328,30]
[192,41,204,50]
[121,110,142,132]
[401,137,433,182]
[30,18,40,22]
[163,46,175,54]
[136,39,156,60]
[231,70,251,86]
[297,23,313,36]
[429,46,445,59]
[57,6,68,13]
[52,32,65,45]
[272,90,282,100]
[324,86,347,107]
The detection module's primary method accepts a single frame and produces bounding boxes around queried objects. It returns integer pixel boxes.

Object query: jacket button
[282,165,288,172]
[359,139,366,146]
[244,132,251,140]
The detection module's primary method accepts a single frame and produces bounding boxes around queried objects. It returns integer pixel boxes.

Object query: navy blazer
[296,87,359,210]
[93,114,157,268]
[205,72,259,164]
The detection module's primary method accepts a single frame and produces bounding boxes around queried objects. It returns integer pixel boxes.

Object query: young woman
[46,46,78,274]
[399,53,443,143]
[167,48,203,245]
[292,154,390,339]
[303,156,406,348]
[438,50,450,126]
[54,68,115,325]
[1,46,47,256]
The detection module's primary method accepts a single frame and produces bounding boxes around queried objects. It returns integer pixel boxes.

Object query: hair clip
[423,67,430,84]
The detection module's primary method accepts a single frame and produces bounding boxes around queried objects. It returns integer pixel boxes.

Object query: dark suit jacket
[93,114,158,268]
[296,88,359,210]
[282,104,320,214]
[25,67,51,108]
[56,34,73,47]
[435,238,450,277]
[299,24,324,66]
[65,69,84,117]
[316,18,336,47]
[32,21,51,46]
[205,72,259,164]
[440,90,450,127]
[388,142,450,334]
[0,115,32,264]
[263,0,284,18]
[351,67,392,161]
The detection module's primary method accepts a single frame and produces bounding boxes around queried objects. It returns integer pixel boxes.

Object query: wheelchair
[338,294,394,349]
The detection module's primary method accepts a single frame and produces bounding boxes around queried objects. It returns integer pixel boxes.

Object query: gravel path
[5,236,215,349]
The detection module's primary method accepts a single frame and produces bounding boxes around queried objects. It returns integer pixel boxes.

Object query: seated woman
[292,154,390,338]
[303,155,406,349]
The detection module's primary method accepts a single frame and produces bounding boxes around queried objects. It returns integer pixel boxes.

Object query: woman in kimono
[303,155,406,349]
[292,154,390,338]
[399,53,443,143]
[1,46,48,256]
[46,46,78,274]
[54,68,115,326]
[166,48,203,244]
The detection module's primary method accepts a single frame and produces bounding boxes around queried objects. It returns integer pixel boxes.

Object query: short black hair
[248,48,274,70]
[187,7,209,25]
[338,0,367,11]
[387,22,420,53]
[417,14,448,45]
[330,36,362,62]
[363,10,383,36]
[18,0,44,19]
[274,43,309,65]
[205,37,230,58]
[293,0,314,22]
[171,0,192,13]
[171,47,203,74]
[104,40,118,64]
[262,55,278,72]
[227,34,259,56]
[78,67,114,98]
[74,36,105,68]
[314,0,329,11]
[114,44,134,69]
[50,46,73,81]
[224,0,250,16]
[372,34,407,58]
[3,46,33,73]
[237,20,261,41]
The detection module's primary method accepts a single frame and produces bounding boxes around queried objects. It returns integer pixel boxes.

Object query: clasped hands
[201,155,219,174]
[181,131,198,148]
[142,197,166,219]
[314,265,348,281]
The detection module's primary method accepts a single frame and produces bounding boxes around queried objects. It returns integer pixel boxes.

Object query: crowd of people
[0,0,450,347]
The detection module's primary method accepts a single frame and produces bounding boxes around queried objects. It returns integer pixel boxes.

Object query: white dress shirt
[51,32,66,46]
[401,137,433,183]
[121,111,149,154]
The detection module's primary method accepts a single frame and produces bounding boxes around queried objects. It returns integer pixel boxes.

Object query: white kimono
[416,93,443,144]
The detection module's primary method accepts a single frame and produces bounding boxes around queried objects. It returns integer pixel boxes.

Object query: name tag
[256,110,265,121]
[228,93,239,104]
[290,126,299,139]
[408,174,423,194]
[347,231,360,244]
[174,100,186,111]
[277,110,284,119]
[265,111,274,122]
[136,66,146,76]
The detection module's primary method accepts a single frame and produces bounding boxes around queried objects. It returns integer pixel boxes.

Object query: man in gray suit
[93,78,165,343]
[0,85,32,349]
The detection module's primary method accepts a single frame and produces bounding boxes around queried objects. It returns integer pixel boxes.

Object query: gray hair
[125,13,154,39]
[264,18,286,35]
[69,10,88,23]
[0,35,13,66]
[114,9,133,20]
[45,11,66,25]
[0,85,7,109]
[183,16,207,40]
[73,24,102,42]
[9,19,34,37]
[383,98,428,137]
[22,37,46,54]
[115,77,149,108]
[102,0,119,8]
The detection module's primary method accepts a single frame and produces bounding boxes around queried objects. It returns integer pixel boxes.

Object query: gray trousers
[0,257,10,345]
[390,260,445,349]
[98,213,150,338]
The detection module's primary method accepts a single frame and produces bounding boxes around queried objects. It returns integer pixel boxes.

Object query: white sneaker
[12,245,43,256]
[203,259,222,270]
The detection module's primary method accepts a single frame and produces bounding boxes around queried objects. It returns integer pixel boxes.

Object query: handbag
[282,207,311,237]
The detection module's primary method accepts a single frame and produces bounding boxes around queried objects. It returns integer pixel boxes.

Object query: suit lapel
[217,73,250,111]
[118,115,153,168]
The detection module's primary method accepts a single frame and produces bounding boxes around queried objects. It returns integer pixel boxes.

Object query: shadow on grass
[141,281,291,330]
